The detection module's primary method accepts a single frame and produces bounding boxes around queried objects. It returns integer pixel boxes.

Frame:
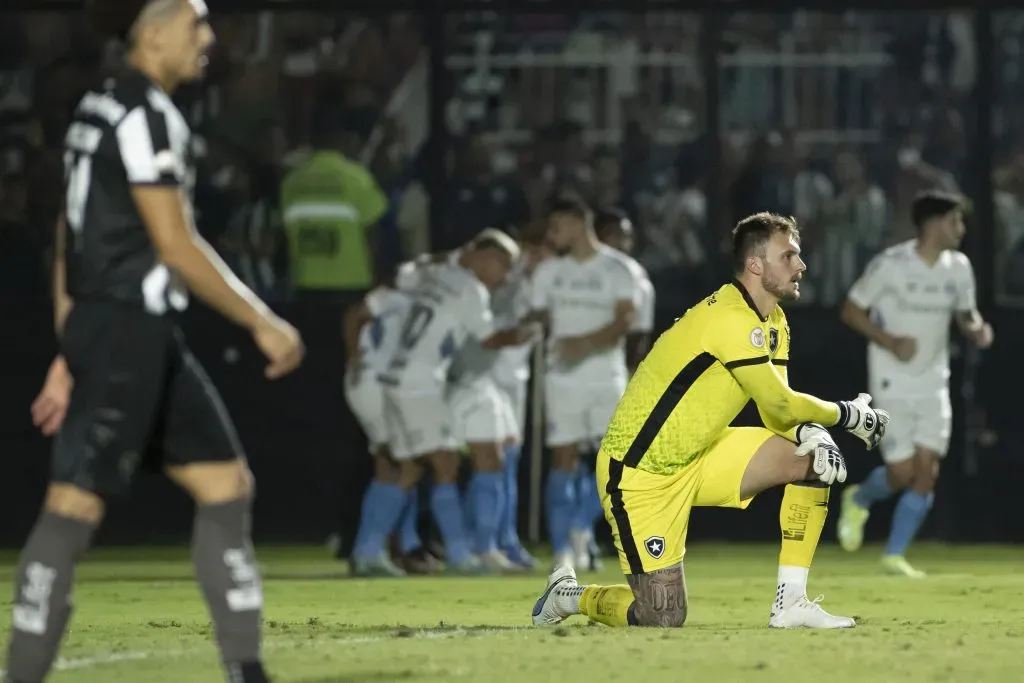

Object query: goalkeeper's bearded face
[761,231,806,302]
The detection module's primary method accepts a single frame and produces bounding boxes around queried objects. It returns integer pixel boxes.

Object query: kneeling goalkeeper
[532,212,889,629]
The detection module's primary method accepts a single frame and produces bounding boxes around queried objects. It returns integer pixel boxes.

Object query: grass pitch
[0,543,1022,682]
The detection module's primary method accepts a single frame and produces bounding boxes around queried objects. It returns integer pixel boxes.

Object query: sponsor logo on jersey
[750,327,765,348]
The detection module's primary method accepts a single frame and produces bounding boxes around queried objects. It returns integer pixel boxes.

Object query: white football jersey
[382,260,494,391]
[848,239,977,395]
[358,286,410,376]
[531,244,643,384]
[624,255,655,333]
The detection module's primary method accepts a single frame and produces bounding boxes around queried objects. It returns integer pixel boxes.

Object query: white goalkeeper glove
[795,423,847,486]
[836,392,890,450]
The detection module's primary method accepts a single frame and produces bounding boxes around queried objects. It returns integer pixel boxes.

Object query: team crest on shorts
[644,536,665,559]
[750,327,765,348]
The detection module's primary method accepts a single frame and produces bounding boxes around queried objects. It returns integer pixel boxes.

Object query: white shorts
[382,387,458,461]
[494,376,527,443]
[872,389,952,464]
[343,370,388,453]
[452,381,517,445]
[544,376,625,448]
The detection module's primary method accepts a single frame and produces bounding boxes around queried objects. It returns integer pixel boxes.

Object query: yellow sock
[579,585,634,627]
[779,483,829,569]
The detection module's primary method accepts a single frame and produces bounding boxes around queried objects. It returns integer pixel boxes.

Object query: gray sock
[192,497,264,674]
[6,512,96,683]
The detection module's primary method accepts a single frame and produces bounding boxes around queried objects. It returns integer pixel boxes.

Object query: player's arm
[707,311,888,448]
[839,255,901,352]
[626,330,650,375]
[52,214,73,336]
[952,256,994,348]
[121,106,302,375]
[626,279,655,373]
[755,325,799,442]
[559,262,639,358]
[32,214,74,437]
[704,313,841,431]
[573,298,636,350]
[481,323,542,350]
[342,290,378,365]
[133,189,271,330]
[524,260,553,328]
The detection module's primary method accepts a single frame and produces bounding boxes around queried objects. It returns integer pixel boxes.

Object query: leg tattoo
[626,563,688,627]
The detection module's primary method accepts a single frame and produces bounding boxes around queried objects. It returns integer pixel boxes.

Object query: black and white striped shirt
[63,67,193,314]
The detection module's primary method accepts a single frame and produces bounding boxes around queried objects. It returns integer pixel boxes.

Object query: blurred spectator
[730,134,781,224]
[890,130,959,243]
[812,150,888,306]
[281,107,386,298]
[524,120,593,213]
[0,152,44,296]
[219,118,290,301]
[994,144,1024,297]
[441,132,530,247]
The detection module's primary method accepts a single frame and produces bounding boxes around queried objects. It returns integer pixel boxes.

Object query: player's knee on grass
[427,450,461,483]
[469,443,502,473]
[167,460,253,505]
[552,445,579,473]
[43,483,106,524]
[626,564,689,627]
[910,449,940,494]
[885,460,915,492]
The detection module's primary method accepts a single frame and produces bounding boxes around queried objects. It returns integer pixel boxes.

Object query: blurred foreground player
[532,213,889,629]
[837,191,993,577]
[8,2,303,682]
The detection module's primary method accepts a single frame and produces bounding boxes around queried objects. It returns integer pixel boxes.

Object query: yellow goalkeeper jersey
[599,280,840,475]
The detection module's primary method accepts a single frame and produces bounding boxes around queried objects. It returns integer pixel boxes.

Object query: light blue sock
[398,488,422,554]
[430,483,472,566]
[469,471,505,554]
[545,469,576,556]
[885,490,934,557]
[462,482,476,539]
[571,467,602,534]
[499,443,522,550]
[352,482,409,560]
[852,466,894,509]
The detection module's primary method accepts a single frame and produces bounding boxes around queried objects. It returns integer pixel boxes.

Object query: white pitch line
[1,626,518,677]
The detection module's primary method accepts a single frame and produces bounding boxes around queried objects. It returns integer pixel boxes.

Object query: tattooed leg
[626,562,688,627]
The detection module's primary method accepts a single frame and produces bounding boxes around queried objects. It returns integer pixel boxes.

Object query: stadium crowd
[0,8,1017,572]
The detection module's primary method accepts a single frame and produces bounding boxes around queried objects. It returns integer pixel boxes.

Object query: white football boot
[478,548,523,573]
[769,593,856,629]
[531,565,581,625]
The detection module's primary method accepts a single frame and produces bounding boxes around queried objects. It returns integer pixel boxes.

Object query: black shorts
[52,301,244,496]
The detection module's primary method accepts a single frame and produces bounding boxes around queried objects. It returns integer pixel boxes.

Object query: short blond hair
[471,228,521,262]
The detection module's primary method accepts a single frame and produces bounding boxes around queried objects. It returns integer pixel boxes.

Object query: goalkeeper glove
[795,423,847,485]
[836,392,890,450]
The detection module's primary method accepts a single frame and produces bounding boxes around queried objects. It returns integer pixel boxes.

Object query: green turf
[1,543,1022,682]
